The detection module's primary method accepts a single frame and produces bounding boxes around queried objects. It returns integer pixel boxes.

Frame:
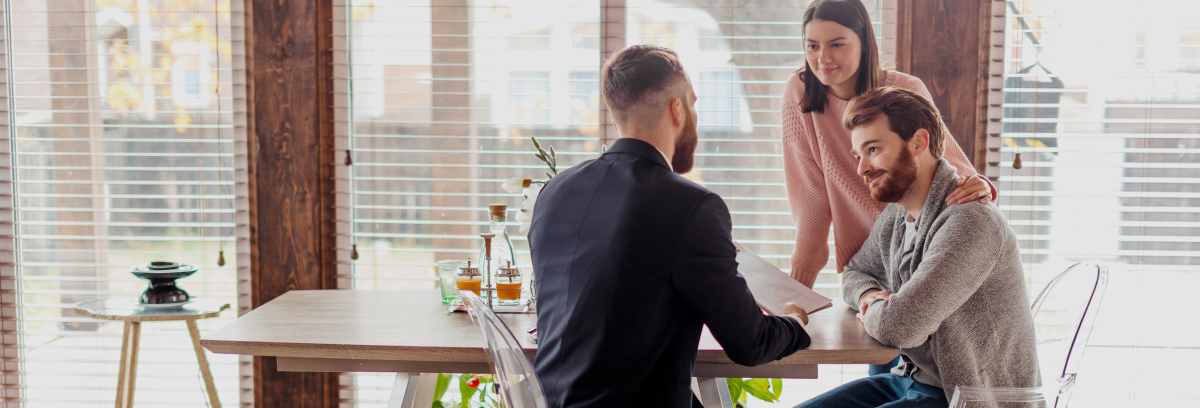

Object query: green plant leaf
[743,378,777,402]
[600,144,607,154]
[432,402,446,408]
[433,374,452,402]
[771,378,783,400]
[726,378,744,405]
[459,375,477,404]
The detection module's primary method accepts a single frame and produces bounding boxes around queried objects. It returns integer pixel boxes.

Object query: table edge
[74,303,230,322]
[202,338,897,366]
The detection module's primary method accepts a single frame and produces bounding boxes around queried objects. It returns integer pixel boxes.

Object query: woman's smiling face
[804,18,862,96]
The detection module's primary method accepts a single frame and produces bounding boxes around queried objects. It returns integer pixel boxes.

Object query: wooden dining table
[201,289,895,407]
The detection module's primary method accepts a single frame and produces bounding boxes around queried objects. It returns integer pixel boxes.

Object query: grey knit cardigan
[842,159,1040,402]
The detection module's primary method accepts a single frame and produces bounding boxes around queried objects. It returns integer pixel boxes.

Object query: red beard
[671,110,698,174]
[863,146,917,203]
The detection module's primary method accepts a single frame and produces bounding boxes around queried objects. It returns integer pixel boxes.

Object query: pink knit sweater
[781,71,984,288]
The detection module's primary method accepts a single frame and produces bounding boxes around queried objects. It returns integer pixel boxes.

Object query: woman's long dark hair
[799,0,882,113]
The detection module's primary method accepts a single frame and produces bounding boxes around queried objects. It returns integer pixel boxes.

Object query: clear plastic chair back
[950,262,1108,408]
[1030,261,1109,405]
[459,290,548,408]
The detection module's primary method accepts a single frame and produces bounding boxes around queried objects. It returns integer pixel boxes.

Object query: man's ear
[911,128,930,155]
[670,97,684,128]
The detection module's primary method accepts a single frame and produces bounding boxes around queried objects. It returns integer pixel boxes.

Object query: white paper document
[734,241,833,316]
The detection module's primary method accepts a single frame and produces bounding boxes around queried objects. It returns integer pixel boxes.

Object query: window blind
[1,0,250,406]
[333,0,894,405]
[333,0,895,297]
[332,0,604,403]
[991,1,1200,406]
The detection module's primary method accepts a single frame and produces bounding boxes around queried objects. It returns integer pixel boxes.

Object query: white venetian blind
[332,0,603,291]
[0,0,250,406]
[990,0,1200,406]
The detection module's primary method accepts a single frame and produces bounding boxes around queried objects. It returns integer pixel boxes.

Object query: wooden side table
[75,298,230,408]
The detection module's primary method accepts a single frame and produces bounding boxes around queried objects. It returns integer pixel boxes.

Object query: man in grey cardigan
[796,87,1039,408]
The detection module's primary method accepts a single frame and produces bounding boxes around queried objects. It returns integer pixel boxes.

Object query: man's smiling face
[850,115,918,203]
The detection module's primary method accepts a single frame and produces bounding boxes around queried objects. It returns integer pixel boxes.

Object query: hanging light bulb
[350,244,359,260]
[217,250,226,267]
[344,150,354,165]
[1013,153,1023,170]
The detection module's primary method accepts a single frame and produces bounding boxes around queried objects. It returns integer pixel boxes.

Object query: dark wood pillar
[896,0,993,173]
[245,0,338,406]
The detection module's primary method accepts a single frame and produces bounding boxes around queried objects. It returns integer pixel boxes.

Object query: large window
[2,0,249,406]
[992,0,1200,406]
[334,0,894,303]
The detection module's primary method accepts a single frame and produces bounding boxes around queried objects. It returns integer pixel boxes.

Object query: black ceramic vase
[131,261,198,304]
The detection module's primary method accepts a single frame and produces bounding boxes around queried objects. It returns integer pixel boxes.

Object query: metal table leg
[388,373,437,408]
[696,377,734,408]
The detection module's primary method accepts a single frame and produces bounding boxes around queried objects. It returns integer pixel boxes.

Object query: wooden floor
[22,319,240,407]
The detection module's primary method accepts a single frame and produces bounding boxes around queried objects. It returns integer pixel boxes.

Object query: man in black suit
[527,45,812,408]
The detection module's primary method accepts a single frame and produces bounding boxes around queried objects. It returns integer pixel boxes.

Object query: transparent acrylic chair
[459,290,548,408]
[949,262,1109,408]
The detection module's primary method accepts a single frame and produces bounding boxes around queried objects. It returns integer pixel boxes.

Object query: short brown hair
[601,45,688,125]
[843,87,946,159]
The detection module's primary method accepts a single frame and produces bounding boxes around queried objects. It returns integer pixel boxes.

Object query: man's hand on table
[783,302,809,327]
[856,289,892,321]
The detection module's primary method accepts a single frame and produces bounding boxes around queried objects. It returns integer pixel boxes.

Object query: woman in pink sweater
[782,0,996,289]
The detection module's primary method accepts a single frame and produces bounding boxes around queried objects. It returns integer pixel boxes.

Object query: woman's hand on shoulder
[946,175,991,205]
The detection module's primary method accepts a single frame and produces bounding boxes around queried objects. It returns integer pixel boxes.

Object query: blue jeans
[870,354,902,376]
[794,374,948,408]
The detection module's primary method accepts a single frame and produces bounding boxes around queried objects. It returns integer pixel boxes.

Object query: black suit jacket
[528,138,810,408]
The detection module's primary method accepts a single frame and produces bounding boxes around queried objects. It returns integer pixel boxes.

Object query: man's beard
[863,146,917,203]
[671,110,698,174]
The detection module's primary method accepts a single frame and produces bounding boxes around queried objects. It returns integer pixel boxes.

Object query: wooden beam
[245,0,338,406]
[895,0,992,173]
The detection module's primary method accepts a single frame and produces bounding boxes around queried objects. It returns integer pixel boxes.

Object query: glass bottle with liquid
[495,260,523,305]
[455,259,483,297]
[478,204,517,299]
